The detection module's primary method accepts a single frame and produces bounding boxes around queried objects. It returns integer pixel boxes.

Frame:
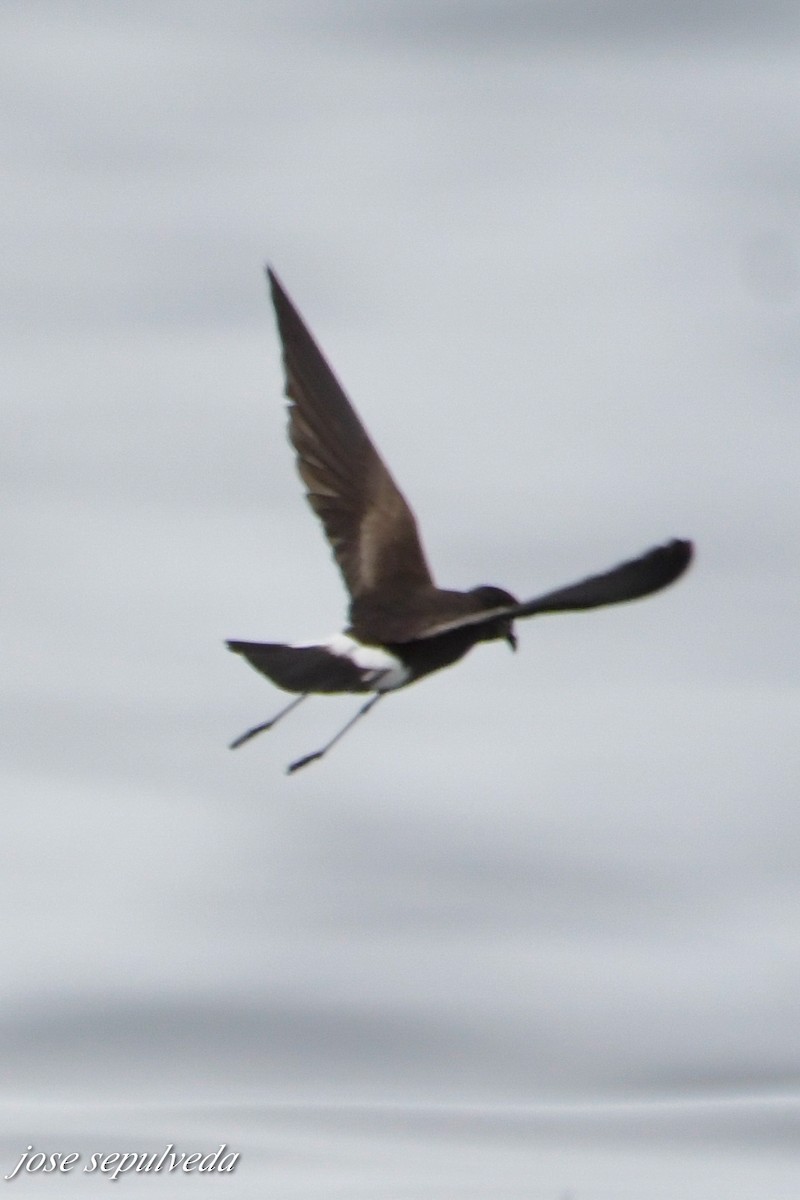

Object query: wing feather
[267,269,434,600]
[406,539,694,642]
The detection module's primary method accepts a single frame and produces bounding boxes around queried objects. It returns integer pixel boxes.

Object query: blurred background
[2,2,799,1196]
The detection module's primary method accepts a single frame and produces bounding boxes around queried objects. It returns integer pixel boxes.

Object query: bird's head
[468,585,518,650]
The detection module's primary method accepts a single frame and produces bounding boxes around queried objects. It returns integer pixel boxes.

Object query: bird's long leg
[287,693,383,775]
[229,694,308,749]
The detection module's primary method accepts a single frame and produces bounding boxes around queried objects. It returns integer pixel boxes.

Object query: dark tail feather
[226,640,367,694]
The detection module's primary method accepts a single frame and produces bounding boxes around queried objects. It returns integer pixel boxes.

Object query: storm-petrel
[227,270,692,772]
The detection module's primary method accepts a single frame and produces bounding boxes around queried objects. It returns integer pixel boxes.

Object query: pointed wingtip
[265,267,296,325]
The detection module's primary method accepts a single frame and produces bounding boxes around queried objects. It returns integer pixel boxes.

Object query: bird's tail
[226,640,369,694]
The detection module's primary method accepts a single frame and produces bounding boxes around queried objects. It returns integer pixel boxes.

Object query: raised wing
[411,539,694,642]
[267,269,434,600]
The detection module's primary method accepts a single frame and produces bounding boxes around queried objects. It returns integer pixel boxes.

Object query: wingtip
[650,537,694,589]
[266,267,295,323]
[667,537,694,572]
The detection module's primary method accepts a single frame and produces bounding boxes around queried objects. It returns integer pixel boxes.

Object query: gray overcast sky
[2,2,799,1195]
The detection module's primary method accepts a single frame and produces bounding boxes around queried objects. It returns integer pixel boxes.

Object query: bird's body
[228,269,693,771]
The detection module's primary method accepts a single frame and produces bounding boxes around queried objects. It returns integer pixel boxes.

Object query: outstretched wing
[511,537,694,618]
[267,268,434,600]
[409,539,694,642]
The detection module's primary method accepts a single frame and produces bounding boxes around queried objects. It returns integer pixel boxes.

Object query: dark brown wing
[408,539,694,642]
[267,269,434,601]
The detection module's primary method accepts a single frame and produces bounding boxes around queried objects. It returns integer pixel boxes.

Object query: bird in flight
[228,269,693,773]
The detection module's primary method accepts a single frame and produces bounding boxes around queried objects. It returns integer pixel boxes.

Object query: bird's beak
[506,631,517,652]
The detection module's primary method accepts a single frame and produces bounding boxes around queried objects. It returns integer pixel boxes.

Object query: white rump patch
[297,633,410,691]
